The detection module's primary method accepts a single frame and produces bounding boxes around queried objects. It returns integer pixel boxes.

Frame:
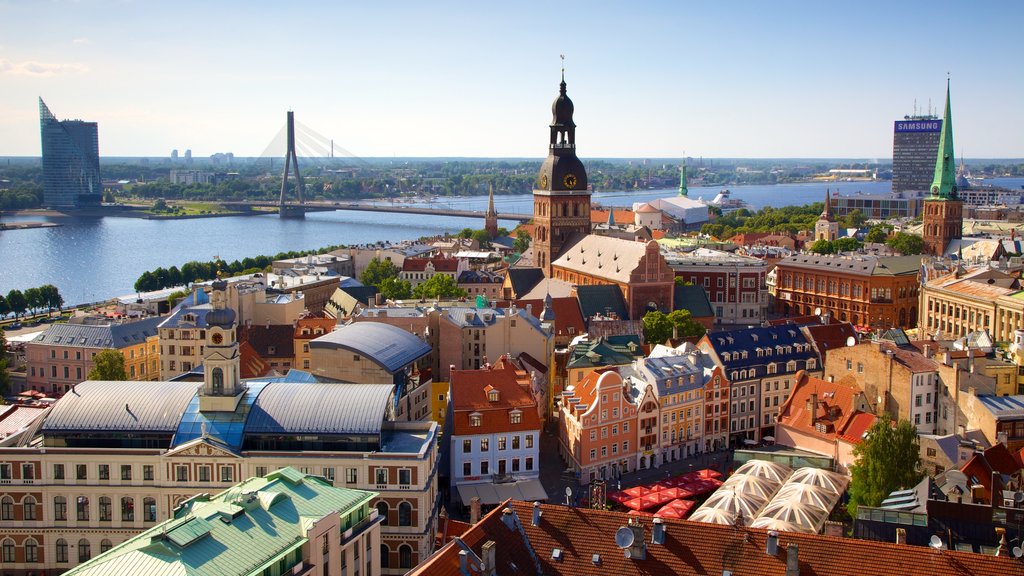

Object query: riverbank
[0,221,62,231]
[6,205,272,220]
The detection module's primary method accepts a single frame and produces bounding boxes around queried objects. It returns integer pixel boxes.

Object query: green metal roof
[929,80,957,200]
[63,467,377,576]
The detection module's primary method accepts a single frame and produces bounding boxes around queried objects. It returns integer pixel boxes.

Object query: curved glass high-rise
[39,98,101,209]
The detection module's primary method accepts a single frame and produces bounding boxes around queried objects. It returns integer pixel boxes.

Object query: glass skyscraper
[39,98,101,208]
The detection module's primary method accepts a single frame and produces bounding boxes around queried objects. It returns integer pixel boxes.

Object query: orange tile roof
[508,297,586,338]
[450,364,541,436]
[590,209,636,225]
[238,340,271,379]
[777,371,874,442]
[294,317,336,339]
[410,500,1021,576]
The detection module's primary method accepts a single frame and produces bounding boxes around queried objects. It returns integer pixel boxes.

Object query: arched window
[24,537,38,563]
[78,538,91,562]
[121,496,135,521]
[376,501,389,525]
[1,538,14,562]
[78,496,91,521]
[56,538,69,563]
[101,539,113,553]
[380,544,391,568]
[54,496,67,521]
[0,496,13,520]
[212,367,224,395]
[23,495,37,520]
[144,497,157,522]
[398,502,412,526]
[399,544,413,569]
[98,496,111,521]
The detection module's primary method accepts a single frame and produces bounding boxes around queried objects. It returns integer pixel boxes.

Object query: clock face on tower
[563,173,577,188]
[540,175,549,189]
[211,333,223,345]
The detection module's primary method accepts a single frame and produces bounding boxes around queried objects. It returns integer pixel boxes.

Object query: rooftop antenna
[913,98,917,117]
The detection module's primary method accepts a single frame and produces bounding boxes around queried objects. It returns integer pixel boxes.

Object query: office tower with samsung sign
[892,115,941,194]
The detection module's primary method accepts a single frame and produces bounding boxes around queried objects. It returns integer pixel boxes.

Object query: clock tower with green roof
[922,81,963,256]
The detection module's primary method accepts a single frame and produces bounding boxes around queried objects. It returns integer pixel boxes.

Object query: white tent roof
[720,474,780,501]
[787,467,848,495]
[734,459,793,484]
[689,506,737,525]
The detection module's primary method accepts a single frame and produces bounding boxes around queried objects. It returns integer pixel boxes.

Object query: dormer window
[487,387,499,402]
[510,410,522,424]
[470,413,482,427]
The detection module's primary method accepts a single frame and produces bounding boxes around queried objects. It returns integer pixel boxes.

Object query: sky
[2,0,1022,159]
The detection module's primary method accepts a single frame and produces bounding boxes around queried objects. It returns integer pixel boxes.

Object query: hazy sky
[2,0,1021,159]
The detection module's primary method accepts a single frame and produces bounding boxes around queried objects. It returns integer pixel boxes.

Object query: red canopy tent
[654,499,695,519]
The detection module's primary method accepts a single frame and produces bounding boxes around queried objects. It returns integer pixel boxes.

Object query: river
[2,178,1021,306]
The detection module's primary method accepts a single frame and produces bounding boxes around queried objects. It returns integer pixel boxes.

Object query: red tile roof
[450,364,541,436]
[509,297,586,338]
[961,443,1022,502]
[294,317,336,339]
[410,500,1020,576]
[591,209,636,225]
[403,256,459,272]
[238,340,271,379]
[777,371,875,442]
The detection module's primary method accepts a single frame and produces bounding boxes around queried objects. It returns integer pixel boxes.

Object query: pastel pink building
[559,368,639,484]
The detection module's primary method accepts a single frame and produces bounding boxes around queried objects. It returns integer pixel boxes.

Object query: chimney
[481,541,497,576]
[942,350,951,366]
[923,344,932,358]
[532,501,542,526]
[785,544,800,576]
[996,529,1009,556]
[501,507,515,530]
[459,550,471,576]
[809,393,818,426]
[895,528,907,545]
[766,531,779,555]
[672,324,679,340]
[470,497,482,524]
[652,517,665,544]
[375,292,383,306]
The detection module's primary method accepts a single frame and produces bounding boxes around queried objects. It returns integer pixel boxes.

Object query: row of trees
[133,245,345,292]
[1,285,64,319]
[360,258,467,301]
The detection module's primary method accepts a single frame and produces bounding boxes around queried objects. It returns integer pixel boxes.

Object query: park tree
[513,229,531,253]
[378,277,413,301]
[413,274,466,300]
[842,209,867,229]
[39,284,63,314]
[833,237,862,252]
[886,232,924,255]
[847,417,923,516]
[88,349,128,381]
[642,311,673,344]
[0,294,8,318]
[667,309,707,339]
[5,290,26,319]
[359,258,401,288]
[24,287,43,316]
[471,229,492,249]
[808,239,835,254]
[865,225,890,244]
[0,330,9,396]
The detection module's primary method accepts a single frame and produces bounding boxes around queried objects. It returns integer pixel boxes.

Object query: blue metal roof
[160,302,213,329]
[976,394,1024,419]
[245,383,394,435]
[308,322,430,374]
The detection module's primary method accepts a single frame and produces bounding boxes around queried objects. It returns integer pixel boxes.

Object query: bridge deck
[224,200,532,222]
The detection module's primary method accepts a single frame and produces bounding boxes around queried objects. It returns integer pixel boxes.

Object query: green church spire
[930,80,957,200]
[678,161,688,197]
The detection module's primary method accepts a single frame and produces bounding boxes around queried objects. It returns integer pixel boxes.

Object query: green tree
[457,228,474,239]
[413,274,466,299]
[843,208,867,229]
[0,330,9,396]
[886,232,924,255]
[0,294,8,319]
[24,287,43,316]
[667,309,707,339]
[833,237,862,252]
[865,225,890,244]
[378,277,413,301]
[39,284,63,314]
[642,310,673,344]
[808,239,835,254]
[674,276,694,286]
[359,258,401,288]
[847,418,923,516]
[470,229,492,249]
[5,290,26,319]
[167,290,189,307]
[513,229,531,253]
[88,349,128,381]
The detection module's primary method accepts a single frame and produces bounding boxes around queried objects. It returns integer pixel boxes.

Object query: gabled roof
[576,284,630,320]
[294,317,337,339]
[553,235,654,283]
[410,500,1020,576]
[673,284,714,318]
[777,371,874,443]
[513,297,586,338]
[31,315,163,349]
[308,322,430,373]
[702,325,819,377]
[801,322,858,359]
[240,324,295,359]
[450,365,540,436]
[504,267,545,298]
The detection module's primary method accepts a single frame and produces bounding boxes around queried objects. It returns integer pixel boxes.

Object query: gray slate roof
[32,316,163,349]
[42,380,200,433]
[246,383,394,435]
[308,322,430,373]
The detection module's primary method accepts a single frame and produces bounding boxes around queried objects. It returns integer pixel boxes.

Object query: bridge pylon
[279,110,306,219]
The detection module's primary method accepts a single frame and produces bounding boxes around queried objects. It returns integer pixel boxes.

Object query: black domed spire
[536,66,587,193]
[552,75,575,127]
[206,306,236,328]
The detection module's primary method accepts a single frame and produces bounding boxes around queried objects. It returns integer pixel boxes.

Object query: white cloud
[0,59,89,77]
[72,37,91,45]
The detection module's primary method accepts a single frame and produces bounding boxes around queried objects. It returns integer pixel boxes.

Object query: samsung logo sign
[895,120,942,133]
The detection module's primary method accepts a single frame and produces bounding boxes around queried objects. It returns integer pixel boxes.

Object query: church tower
[814,188,839,242]
[922,81,962,256]
[533,69,591,276]
[484,184,499,238]
[678,161,689,197]
[199,280,244,412]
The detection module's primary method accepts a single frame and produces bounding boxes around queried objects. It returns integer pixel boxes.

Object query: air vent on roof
[552,548,563,561]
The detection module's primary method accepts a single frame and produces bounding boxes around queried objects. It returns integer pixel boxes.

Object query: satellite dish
[565,487,573,497]
[615,526,635,549]
[846,336,856,347]
[1014,546,1023,559]
[814,307,822,316]
[1015,491,1024,504]
[929,535,943,550]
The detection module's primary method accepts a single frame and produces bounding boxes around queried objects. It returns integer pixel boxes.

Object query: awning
[456,479,549,506]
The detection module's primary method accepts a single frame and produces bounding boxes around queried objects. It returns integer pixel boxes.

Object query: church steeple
[930,80,957,200]
[820,188,834,221]
[606,208,615,227]
[484,184,498,238]
[678,161,689,197]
